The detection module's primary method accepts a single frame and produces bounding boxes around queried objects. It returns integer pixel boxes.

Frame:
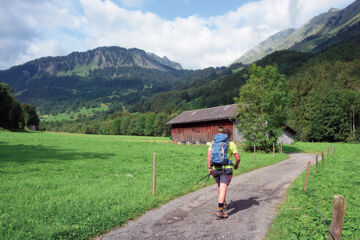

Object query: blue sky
[0,0,355,70]
[114,0,255,19]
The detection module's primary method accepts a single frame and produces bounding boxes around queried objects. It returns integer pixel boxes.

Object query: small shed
[167,104,298,144]
[277,125,299,144]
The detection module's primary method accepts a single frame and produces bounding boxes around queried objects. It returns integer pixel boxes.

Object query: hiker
[207,126,240,219]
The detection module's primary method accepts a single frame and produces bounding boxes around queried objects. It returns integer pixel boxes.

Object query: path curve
[98,153,314,240]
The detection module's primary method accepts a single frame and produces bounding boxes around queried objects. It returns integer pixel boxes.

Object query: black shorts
[212,168,233,185]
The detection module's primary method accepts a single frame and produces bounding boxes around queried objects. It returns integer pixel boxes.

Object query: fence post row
[321,152,325,164]
[153,153,156,196]
[328,195,346,240]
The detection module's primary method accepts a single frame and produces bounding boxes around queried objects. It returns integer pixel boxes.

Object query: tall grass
[0,131,287,239]
[266,142,360,240]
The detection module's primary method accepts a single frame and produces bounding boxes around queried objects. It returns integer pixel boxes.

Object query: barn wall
[171,120,233,143]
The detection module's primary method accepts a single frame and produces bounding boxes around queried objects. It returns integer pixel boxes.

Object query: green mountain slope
[0,47,190,115]
[233,0,360,64]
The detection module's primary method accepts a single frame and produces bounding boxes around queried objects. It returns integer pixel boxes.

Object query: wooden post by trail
[153,153,156,196]
[326,146,329,159]
[328,195,346,240]
[254,144,256,163]
[280,143,283,154]
[315,153,318,174]
[321,152,325,164]
[304,160,311,192]
[273,142,275,156]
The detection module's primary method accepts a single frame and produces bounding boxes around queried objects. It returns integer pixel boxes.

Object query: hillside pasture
[40,104,109,122]
[0,131,287,240]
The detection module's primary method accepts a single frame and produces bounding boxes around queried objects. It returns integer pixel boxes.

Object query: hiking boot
[216,207,228,220]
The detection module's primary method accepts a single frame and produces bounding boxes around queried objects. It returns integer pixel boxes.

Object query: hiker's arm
[234,153,240,169]
[207,150,213,175]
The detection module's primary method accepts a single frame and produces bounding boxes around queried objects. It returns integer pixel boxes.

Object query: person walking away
[207,127,240,219]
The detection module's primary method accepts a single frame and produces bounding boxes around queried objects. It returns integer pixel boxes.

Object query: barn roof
[167,104,238,125]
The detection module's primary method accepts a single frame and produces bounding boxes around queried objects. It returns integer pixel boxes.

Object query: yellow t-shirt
[208,141,238,162]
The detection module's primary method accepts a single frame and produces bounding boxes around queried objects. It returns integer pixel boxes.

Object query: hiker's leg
[218,183,228,203]
[216,183,229,219]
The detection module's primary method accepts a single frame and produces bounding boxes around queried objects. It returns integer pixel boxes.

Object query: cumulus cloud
[0,0,355,70]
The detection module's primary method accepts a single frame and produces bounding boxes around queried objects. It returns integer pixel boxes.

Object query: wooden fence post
[326,146,329,159]
[273,142,275,156]
[328,195,346,240]
[321,152,325,164]
[280,143,283,154]
[304,160,311,192]
[315,153,318,174]
[254,144,256,163]
[153,153,156,196]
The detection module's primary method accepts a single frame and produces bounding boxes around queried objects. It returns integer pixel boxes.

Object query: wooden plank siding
[171,120,233,143]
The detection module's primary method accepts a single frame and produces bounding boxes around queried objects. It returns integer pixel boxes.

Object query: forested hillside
[133,40,360,142]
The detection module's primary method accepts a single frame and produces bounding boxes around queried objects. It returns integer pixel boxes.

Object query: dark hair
[218,126,224,132]
[223,128,232,140]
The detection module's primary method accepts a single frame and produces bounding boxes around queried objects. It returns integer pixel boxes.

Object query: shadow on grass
[283,145,304,153]
[0,141,115,166]
[227,197,260,216]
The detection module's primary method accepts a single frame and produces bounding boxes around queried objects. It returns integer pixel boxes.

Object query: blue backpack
[211,133,229,165]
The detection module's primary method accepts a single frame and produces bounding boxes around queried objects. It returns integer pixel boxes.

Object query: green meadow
[0,131,287,240]
[267,142,360,240]
[40,104,109,121]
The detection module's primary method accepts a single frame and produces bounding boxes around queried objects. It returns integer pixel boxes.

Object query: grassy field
[0,131,287,240]
[267,142,360,240]
[40,104,109,121]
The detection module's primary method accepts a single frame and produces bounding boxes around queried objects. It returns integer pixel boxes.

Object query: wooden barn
[166,104,239,144]
[167,104,298,144]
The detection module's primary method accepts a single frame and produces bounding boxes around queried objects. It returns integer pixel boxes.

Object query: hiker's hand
[208,168,213,175]
[234,162,239,169]
[234,153,240,170]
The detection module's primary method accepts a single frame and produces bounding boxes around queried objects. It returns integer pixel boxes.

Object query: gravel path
[97,153,314,240]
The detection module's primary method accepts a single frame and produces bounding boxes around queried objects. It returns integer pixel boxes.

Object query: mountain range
[1,0,360,117]
[233,0,360,64]
[0,47,203,115]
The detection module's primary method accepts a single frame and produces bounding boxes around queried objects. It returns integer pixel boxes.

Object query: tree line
[39,111,174,137]
[0,83,39,130]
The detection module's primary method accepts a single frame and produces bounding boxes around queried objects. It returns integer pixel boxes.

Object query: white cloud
[0,0,356,70]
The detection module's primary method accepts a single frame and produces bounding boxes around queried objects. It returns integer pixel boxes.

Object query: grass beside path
[266,142,360,240]
[0,131,287,240]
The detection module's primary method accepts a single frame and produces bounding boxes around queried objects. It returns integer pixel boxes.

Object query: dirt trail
[97,153,314,240]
